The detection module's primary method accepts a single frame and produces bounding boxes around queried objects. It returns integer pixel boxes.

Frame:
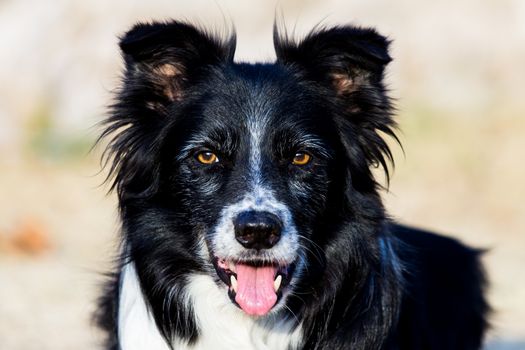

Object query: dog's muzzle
[210,189,300,316]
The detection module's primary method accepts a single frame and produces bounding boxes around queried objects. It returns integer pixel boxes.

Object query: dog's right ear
[119,21,236,109]
[100,21,236,200]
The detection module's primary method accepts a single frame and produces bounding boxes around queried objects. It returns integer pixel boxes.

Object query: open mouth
[212,257,295,316]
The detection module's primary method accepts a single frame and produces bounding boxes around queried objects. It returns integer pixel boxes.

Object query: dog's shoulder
[391,223,486,290]
[389,224,489,349]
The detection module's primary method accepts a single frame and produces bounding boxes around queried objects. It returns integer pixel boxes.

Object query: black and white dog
[96,20,488,350]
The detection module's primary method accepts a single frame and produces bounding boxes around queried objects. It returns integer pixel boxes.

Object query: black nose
[234,211,282,250]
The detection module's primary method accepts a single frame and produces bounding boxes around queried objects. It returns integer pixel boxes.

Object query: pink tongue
[235,264,278,316]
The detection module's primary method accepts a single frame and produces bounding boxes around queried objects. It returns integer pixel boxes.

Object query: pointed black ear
[100,21,236,200]
[274,25,391,99]
[120,21,236,106]
[275,25,397,191]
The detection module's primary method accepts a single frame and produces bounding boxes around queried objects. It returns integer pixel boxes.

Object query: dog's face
[170,67,339,315]
[103,22,394,319]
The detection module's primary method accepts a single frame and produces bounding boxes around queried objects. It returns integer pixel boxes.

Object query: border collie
[95,20,488,350]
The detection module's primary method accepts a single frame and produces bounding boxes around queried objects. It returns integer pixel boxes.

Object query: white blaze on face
[247,113,266,187]
[210,113,299,263]
[209,112,306,316]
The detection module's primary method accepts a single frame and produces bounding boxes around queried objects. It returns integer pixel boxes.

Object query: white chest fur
[118,263,303,350]
[118,263,171,350]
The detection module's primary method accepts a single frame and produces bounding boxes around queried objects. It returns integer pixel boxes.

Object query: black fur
[96,20,488,349]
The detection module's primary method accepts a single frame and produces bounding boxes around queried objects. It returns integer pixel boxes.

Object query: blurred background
[0,0,523,349]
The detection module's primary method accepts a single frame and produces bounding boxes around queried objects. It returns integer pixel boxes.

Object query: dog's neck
[118,263,303,350]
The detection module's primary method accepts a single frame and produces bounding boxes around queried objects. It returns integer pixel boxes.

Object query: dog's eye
[292,152,311,166]
[196,151,219,164]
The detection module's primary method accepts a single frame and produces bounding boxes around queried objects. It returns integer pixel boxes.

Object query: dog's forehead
[198,63,319,133]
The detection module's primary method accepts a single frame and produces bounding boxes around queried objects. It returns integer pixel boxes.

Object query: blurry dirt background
[0,0,523,349]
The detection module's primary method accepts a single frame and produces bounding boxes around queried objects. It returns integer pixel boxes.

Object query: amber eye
[292,152,311,166]
[196,151,219,164]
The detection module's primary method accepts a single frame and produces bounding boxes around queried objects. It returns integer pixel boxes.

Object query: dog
[95,20,489,350]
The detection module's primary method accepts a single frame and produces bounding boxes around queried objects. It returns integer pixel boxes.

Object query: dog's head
[102,21,395,321]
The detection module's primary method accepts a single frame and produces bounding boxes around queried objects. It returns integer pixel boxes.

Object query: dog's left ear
[275,25,397,191]
[274,25,391,97]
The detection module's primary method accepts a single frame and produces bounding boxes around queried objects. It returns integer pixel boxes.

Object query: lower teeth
[230,275,238,292]
[273,275,282,291]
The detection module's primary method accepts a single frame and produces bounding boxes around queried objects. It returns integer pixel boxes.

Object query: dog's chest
[182,274,303,350]
[118,264,303,350]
